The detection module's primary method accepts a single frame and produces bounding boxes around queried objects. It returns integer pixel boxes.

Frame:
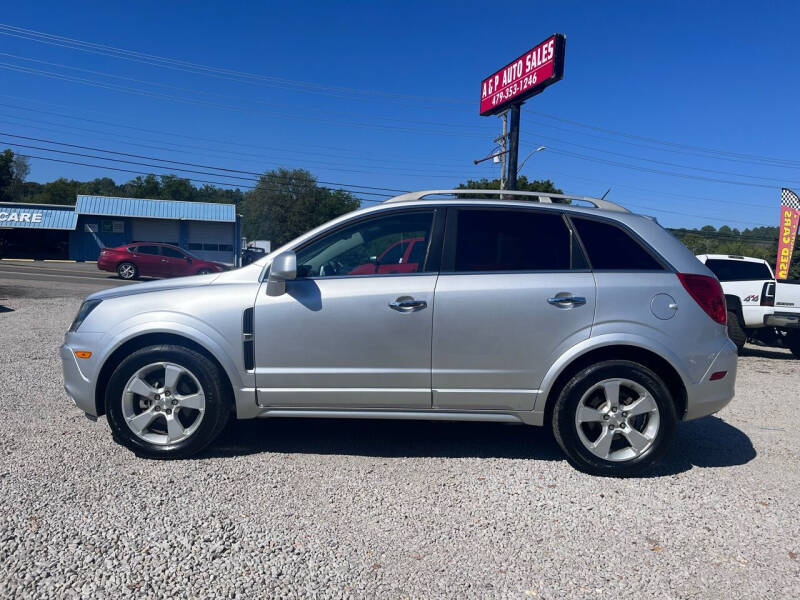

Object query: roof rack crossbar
[383,189,628,212]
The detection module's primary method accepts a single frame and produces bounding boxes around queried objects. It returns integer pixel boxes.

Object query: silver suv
[61,190,737,475]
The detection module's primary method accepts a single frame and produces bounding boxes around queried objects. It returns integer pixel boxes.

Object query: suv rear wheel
[105,344,230,458]
[552,360,677,476]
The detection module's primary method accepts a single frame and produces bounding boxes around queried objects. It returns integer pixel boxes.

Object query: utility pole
[506,104,521,190]
[495,110,508,189]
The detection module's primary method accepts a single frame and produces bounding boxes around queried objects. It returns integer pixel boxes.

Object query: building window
[188,243,203,251]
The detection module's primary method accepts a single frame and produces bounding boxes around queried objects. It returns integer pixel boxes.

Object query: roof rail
[383,189,629,213]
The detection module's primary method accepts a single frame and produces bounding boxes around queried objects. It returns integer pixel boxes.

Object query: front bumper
[682,338,738,421]
[60,343,98,417]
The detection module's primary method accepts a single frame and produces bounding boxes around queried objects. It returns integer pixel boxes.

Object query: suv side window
[296,210,435,278]
[452,209,575,272]
[161,247,186,259]
[571,217,663,271]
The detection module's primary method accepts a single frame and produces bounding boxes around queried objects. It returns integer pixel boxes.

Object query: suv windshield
[705,259,773,281]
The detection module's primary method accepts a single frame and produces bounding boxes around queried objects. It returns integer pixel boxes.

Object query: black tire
[105,344,231,459]
[552,360,677,477]
[726,310,747,352]
[786,331,800,359]
[117,262,138,280]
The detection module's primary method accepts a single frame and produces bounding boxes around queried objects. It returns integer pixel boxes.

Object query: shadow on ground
[0,304,13,313]
[206,414,755,477]
[740,346,796,360]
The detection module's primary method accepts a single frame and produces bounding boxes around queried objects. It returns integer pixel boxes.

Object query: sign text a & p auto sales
[480,34,565,116]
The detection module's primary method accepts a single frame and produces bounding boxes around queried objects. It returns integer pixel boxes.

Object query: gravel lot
[1,295,799,599]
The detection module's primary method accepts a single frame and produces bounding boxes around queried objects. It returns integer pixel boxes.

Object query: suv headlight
[69,299,102,332]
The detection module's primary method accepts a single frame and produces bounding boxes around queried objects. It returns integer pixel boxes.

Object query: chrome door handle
[389,297,427,312]
[547,295,587,307]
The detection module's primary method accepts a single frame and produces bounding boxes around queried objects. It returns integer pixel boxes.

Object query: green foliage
[239,168,359,248]
[0,150,30,202]
[0,148,245,206]
[456,176,564,199]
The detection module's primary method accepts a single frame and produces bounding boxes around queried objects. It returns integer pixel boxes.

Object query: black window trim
[566,214,673,273]
[289,207,445,281]
[440,205,590,275]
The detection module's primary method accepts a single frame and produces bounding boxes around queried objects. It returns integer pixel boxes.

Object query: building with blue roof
[0,196,242,265]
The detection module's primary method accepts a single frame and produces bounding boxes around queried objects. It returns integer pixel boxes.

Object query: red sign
[480,33,566,116]
[776,205,800,280]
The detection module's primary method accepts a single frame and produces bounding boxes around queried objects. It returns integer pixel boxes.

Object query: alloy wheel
[574,378,660,462]
[121,362,206,445]
[118,264,136,279]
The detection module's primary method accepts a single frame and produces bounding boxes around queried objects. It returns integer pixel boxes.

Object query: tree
[12,154,30,183]
[0,149,14,201]
[456,175,562,195]
[455,176,566,202]
[0,149,30,202]
[240,168,360,247]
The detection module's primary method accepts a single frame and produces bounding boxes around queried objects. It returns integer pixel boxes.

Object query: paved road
[0,260,152,300]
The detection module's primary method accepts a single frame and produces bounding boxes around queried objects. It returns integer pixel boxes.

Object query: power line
[523,117,800,171]
[0,96,473,166]
[0,23,472,106]
[5,22,798,173]
[0,51,496,135]
[0,113,476,179]
[0,134,407,194]
[546,148,781,190]
[0,61,489,139]
[526,109,800,169]
[12,153,385,205]
[522,134,800,186]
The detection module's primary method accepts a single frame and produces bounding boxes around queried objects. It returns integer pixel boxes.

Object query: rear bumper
[96,257,115,272]
[765,312,800,330]
[683,338,738,420]
[60,343,98,416]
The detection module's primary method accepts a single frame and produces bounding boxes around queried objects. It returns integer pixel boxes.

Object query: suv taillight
[761,281,775,307]
[677,273,727,325]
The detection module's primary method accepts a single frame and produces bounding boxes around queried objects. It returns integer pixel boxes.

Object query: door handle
[547,295,587,307]
[161,259,168,262]
[389,297,427,312]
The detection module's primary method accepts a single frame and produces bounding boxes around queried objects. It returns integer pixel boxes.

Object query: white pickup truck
[696,254,800,357]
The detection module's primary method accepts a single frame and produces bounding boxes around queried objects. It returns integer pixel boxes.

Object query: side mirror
[186,257,193,263]
[266,251,297,296]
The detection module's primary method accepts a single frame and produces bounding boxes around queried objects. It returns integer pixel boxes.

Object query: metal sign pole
[506,104,521,190]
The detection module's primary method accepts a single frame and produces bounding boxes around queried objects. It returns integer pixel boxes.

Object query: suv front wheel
[552,360,677,476]
[105,344,230,458]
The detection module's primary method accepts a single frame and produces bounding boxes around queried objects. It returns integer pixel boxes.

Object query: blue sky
[1,0,798,230]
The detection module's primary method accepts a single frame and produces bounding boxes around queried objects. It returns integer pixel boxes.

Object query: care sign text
[0,210,43,223]
[480,33,566,116]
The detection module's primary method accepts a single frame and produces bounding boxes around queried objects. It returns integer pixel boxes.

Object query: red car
[348,236,427,275]
[98,242,227,280]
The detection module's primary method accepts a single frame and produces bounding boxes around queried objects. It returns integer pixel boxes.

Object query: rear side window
[453,209,573,272]
[705,259,772,281]
[161,247,186,259]
[135,245,161,256]
[572,218,663,270]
